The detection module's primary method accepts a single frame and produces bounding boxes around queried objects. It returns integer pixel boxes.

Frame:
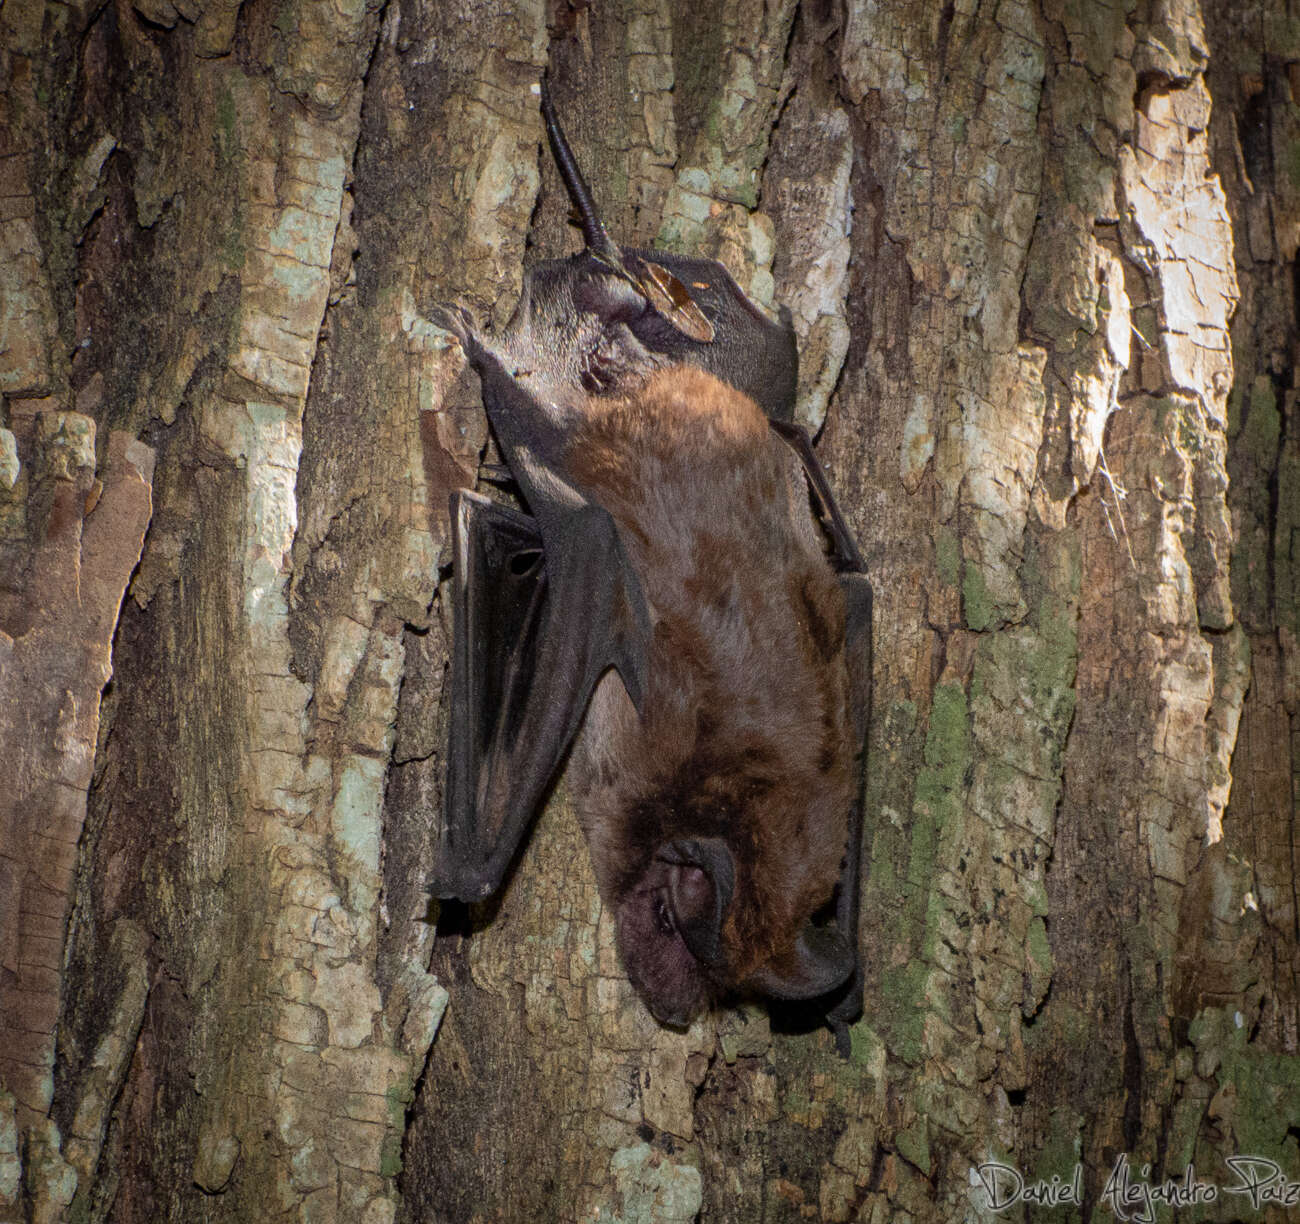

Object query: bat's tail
[540,75,625,269]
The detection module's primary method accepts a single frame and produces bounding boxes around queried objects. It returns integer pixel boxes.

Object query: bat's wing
[770,421,873,1048]
[768,419,864,574]
[432,489,651,902]
[827,570,872,1046]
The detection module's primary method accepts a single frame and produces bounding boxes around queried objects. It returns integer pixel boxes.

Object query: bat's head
[614,837,733,1024]
[577,575,859,1030]
[614,833,856,1027]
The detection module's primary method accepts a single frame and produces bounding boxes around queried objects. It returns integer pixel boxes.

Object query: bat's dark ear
[747,923,855,1001]
[655,838,735,966]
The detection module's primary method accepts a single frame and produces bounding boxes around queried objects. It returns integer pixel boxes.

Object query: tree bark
[0,0,1295,1221]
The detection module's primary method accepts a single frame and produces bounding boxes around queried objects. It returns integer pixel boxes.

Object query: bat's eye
[653,892,676,937]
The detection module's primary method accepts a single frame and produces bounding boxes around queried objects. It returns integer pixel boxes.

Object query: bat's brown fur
[566,365,854,1020]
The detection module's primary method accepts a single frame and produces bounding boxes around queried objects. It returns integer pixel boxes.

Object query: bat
[431,80,872,1043]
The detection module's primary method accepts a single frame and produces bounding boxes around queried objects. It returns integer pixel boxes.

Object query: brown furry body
[565,365,854,1020]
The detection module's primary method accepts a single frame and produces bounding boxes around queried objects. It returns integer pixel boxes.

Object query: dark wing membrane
[433,490,650,902]
[769,421,873,1045]
[768,419,865,573]
[826,570,872,1042]
[435,491,542,901]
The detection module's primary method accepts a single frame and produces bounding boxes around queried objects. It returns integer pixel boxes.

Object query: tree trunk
[0,0,1295,1220]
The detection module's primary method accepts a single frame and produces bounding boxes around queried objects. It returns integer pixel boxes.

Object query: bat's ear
[655,838,735,966]
[746,923,855,1001]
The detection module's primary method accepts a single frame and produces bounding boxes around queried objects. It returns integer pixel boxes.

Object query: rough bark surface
[1204,0,1300,1066]
[0,419,152,1218]
[0,0,1296,1220]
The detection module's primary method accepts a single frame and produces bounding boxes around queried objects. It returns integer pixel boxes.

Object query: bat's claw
[430,302,481,354]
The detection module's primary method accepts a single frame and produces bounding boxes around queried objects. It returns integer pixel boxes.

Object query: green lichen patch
[963,561,995,632]
[936,526,962,588]
[603,1141,703,1224]
[1190,1008,1300,1171]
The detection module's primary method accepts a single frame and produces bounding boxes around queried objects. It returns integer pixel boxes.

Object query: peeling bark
[0,416,153,1217]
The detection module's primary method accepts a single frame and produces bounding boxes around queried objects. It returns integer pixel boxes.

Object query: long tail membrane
[538,77,715,344]
[539,76,623,266]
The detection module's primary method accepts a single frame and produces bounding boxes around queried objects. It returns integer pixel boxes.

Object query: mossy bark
[0,0,1296,1220]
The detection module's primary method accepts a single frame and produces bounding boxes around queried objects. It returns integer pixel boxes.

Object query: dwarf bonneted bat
[432,81,872,1041]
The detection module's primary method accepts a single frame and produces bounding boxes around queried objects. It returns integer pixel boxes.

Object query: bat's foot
[830,1016,852,1059]
[477,463,515,487]
[431,302,522,390]
[430,302,483,358]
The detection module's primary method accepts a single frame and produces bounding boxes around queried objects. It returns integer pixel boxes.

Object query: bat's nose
[649,1002,691,1028]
